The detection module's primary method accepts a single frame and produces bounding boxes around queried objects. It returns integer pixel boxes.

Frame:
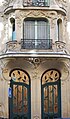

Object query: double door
[9,75,61,119]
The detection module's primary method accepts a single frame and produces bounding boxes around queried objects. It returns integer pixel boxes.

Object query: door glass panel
[13,85,18,113]
[17,85,23,113]
[54,85,58,113]
[13,85,28,114]
[49,85,53,113]
[42,83,60,119]
[23,86,28,113]
[44,86,48,113]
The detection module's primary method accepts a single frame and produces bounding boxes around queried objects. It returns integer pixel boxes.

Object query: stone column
[0,78,9,118]
[15,10,22,42]
[50,17,57,42]
[31,68,41,119]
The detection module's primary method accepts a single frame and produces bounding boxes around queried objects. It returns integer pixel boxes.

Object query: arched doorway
[41,69,61,119]
[9,69,31,119]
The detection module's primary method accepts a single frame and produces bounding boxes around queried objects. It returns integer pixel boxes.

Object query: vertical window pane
[24,21,35,39]
[37,21,47,39]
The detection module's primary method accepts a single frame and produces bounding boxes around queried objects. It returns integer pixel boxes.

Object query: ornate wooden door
[9,69,31,119]
[41,69,61,119]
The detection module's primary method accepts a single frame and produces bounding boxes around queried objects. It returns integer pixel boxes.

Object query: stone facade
[0,0,70,119]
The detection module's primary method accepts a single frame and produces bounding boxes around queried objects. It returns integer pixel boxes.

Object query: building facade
[0,0,70,119]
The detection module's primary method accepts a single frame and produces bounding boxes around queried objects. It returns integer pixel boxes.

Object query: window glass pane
[12,31,16,41]
[24,19,50,39]
[37,21,47,39]
[24,21,35,39]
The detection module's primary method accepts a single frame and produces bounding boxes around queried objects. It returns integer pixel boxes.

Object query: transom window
[11,69,29,84]
[42,69,60,84]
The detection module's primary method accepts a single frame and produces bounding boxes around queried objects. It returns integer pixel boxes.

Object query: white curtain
[24,20,35,39]
[37,20,48,39]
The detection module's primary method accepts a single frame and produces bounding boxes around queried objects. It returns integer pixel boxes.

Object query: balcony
[6,39,52,52]
[5,40,67,55]
[23,0,49,7]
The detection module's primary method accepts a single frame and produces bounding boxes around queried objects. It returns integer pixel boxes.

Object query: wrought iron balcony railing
[23,0,49,7]
[21,39,52,49]
[5,40,67,54]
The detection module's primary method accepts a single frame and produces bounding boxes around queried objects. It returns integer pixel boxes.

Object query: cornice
[0,52,70,60]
